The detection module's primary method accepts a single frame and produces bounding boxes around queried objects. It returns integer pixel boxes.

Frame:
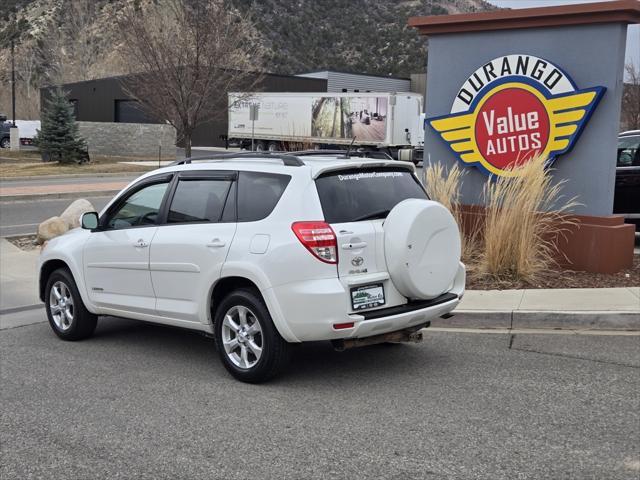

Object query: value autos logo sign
[428,54,605,177]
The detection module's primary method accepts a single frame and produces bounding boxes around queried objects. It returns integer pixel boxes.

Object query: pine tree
[35,89,87,164]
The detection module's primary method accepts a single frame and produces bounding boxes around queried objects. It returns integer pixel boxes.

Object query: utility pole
[11,37,16,126]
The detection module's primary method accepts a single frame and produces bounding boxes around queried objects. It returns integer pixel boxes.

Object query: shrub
[478,156,578,282]
[424,157,578,284]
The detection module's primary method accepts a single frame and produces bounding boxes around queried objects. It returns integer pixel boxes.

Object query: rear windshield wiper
[353,209,390,221]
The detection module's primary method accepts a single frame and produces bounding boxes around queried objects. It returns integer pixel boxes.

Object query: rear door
[314,167,428,310]
[149,171,237,323]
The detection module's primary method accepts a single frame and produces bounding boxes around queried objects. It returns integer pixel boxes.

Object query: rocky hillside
[3,0,495,77]
[0,0,495,118]
[233,0,495,76]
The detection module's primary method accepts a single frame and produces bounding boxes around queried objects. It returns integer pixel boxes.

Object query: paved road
[0,195,113,236]
[0,174,138,190]
[1,320,638,479]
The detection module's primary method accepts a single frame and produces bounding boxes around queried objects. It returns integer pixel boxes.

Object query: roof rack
[169,152,305,167]
[294,149,393,160]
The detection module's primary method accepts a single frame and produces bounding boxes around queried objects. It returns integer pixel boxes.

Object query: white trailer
[228,92,424,160]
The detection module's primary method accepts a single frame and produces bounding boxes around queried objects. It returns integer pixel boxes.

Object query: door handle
[134,239,149,248]
[341,241,367,250]
[207,238,226,248]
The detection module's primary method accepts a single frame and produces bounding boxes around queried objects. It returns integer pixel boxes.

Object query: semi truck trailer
[228,92,424,161]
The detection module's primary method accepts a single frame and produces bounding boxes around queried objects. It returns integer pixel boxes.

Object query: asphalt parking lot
[1,317,639,479]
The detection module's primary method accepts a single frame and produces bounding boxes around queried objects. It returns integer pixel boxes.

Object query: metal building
[42,73,327,147]
[296,70,411,93]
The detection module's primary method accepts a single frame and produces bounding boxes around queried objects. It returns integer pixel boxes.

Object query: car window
[107,181,169,229]
[167,178,233,223]
[617,136,640,167]
[315,167,427,223]
[237,172,290,222]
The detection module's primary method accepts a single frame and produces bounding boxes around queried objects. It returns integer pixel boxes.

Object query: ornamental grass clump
[478,155,579,283]
[424,162,479,263]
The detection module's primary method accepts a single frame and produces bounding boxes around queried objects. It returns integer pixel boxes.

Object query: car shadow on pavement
[90,316,448,384]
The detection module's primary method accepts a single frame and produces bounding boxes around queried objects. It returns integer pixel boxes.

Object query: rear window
[315,167,427,223]
[237,171,291,222]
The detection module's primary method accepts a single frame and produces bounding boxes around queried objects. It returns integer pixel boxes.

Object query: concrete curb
[0,190,121,202]
[434,310,640,330]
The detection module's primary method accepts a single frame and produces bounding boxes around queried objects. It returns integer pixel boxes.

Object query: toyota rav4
[38,152,465,382]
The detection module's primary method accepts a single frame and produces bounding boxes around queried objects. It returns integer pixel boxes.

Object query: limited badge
[428,54,605,177]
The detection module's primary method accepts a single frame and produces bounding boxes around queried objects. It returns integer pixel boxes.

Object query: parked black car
[614,131,640,230]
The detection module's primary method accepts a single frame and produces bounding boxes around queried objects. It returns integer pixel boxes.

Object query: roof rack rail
[293,150,393,160]
[169,152,305,167]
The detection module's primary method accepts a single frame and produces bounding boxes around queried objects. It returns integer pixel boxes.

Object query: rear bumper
[344,295,460,340]
[265,263,465,342]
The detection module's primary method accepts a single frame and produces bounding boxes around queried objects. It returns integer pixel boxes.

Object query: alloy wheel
[221,305,263,369]
[49,281,74,331]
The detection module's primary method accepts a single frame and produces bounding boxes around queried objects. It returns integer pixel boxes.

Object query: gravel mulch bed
[466,256,640,290]
[7,234,40,251]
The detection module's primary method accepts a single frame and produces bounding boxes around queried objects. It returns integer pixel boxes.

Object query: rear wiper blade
[353,209,390,221]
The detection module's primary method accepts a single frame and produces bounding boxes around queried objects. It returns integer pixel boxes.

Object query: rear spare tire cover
[384,199,461,300]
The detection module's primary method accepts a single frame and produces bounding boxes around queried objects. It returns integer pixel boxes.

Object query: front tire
[45,268,97,341]
[213,288,289,383]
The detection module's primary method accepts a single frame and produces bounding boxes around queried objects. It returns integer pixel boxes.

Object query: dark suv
[614,131,640,230]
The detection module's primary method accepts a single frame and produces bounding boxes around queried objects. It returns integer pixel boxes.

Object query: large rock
[61,199,95,229]
[37,216,68,244]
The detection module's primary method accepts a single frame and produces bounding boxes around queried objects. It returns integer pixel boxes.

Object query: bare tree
[116,0,265,157]
[622,63,640,131]
[37,0,111,85]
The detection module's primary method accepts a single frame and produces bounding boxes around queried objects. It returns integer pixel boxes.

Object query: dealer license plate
[351,283,385,311]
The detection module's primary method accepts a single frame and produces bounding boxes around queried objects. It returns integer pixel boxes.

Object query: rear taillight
[291,221,338,264]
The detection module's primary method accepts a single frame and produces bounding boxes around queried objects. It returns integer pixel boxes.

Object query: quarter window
[107,181,169,229]
[237,172,290,222]
[167,178,233,223]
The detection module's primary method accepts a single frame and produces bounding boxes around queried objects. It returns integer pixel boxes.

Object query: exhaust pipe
[332,322,429,351]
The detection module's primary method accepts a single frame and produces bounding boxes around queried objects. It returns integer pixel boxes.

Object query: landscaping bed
[466,255,639,290]
[0,155,157,178]
[7,234,40,251]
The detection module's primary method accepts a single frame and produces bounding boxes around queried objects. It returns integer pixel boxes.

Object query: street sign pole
[250,104,259,151]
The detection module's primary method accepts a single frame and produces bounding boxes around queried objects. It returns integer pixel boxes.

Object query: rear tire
[0,137,9,149]
[213,288,290,383]
[45,268,97,341]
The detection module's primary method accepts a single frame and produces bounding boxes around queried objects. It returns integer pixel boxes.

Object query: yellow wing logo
[428,82,605,177]
[545,89,602,155]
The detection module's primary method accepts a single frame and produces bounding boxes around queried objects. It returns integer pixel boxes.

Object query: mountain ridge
[0,0,497,118]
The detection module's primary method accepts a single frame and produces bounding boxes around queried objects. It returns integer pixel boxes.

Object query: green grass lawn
[0,153,159,178]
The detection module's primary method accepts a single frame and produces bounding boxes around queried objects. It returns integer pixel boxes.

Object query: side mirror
[81,211,99,230]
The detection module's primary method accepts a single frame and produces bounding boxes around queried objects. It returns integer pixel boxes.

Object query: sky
[487,0,639,71]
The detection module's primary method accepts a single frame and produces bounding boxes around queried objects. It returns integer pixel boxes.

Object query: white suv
[38,152,465,382]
